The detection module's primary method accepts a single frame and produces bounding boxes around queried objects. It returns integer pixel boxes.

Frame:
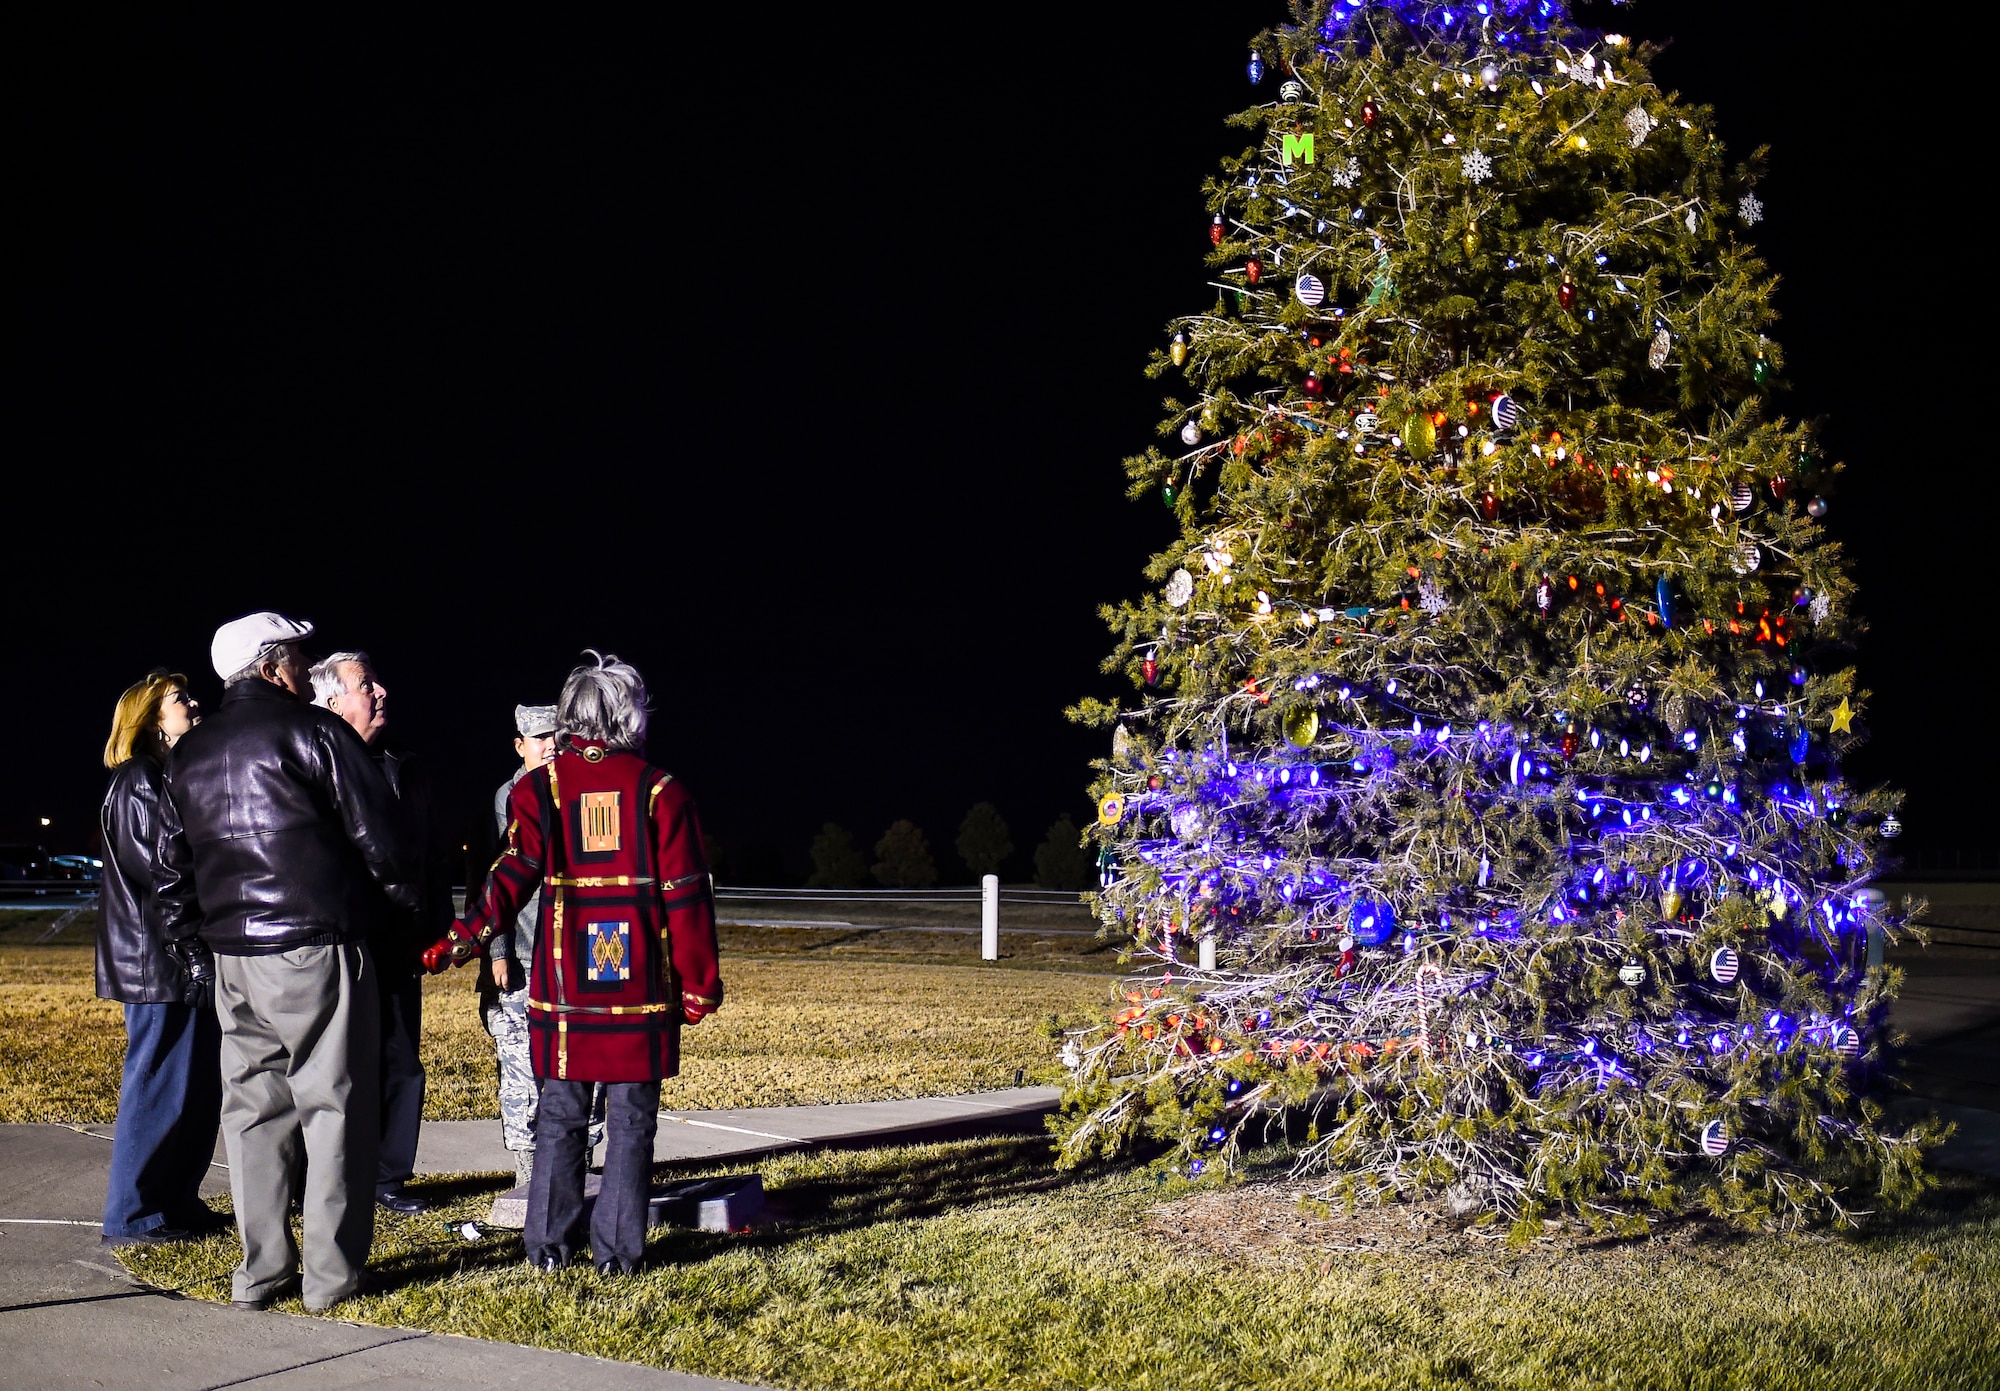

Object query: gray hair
[307,651,370,707]
[559,650,649,753]
[225,641,306,687]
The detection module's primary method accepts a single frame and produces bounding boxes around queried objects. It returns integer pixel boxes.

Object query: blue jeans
[102,1000,223,1238]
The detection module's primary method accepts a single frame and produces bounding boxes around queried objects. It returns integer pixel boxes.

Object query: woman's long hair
[104,670,189,769]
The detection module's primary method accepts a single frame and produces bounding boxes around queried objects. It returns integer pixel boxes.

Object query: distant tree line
[704,803,1088,891]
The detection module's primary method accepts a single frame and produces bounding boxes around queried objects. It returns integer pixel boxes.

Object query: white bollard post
[1199,933,1216,972]
[1858,887,1888,970]
[981,875,999,961]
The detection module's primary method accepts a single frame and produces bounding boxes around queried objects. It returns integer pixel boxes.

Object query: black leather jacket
[156,678,413,955]
[96,756,182,1003]
[367,745,458,970]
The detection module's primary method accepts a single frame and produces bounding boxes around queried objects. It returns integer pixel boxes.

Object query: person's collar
[567,736,610,764]
[222,677,299,705]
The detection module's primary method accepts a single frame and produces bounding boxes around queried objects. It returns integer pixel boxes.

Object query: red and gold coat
[456,740,722,1082]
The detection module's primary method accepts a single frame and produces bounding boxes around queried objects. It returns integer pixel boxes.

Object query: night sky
[6,4,1989,882]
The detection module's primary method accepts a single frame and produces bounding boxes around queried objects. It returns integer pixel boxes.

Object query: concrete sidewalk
[0,1088,1059,1390]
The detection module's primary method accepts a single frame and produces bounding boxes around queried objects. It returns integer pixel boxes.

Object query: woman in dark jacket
[98,670,221,1245]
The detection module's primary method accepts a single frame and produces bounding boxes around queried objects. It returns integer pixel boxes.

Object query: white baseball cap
[515,704,558,737]
[211,611,315,680]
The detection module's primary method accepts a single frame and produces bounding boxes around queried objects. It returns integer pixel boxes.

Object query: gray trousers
[214,942,380,1309]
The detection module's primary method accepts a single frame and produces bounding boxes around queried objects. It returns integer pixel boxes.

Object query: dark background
[4,3,1987,882]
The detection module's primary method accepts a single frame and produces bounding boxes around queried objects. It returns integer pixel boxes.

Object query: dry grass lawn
[0,914,1115,1123]
[116,1136,2000,1391]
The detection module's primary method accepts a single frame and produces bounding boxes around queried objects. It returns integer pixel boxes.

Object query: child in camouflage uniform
[483,705,601,1185]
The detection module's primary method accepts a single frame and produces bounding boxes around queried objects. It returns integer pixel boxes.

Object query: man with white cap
[155,612,412,1313]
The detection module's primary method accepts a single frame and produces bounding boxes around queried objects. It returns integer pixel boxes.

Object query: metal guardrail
[0,879,102,906]
[712,880,1085,959]
[713,885,1084,904]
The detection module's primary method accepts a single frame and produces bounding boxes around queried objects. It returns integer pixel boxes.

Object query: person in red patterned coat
[422,652,721,1273]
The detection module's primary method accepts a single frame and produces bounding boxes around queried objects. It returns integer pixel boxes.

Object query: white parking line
[657,1115,807,1144]
[0,1218,99,1226]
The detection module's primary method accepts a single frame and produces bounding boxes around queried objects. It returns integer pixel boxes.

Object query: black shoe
[594,1259,637,1276]
[230,1276,298,1311]
[175,1207,231,1236]
[527,1249,570,1273]
[376,1188,433,1215]
[101,1226,192,1248]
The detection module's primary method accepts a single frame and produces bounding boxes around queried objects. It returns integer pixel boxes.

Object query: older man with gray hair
[308,649,454,1216]
[157,613,411,1311]
[426,653,722,1274]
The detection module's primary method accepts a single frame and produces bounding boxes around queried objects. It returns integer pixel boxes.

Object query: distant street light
[39,817,51,827]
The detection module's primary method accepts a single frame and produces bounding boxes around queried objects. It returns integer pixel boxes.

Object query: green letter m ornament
[1280,132,1314,167]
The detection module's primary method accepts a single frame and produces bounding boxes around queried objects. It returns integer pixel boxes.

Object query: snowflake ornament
[1623,105,1656,148]
[1417,577,1449,615]
[1809,591,1832,624]
[1165,568,1194,608]
[1326,155,1362,189]
[1738,192,1764,226]
[1461,148,1493,183]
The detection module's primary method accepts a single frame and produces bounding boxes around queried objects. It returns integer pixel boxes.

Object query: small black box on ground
[486,1172,764,1232]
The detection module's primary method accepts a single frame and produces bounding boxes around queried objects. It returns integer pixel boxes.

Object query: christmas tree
[1062,0,1940,1235]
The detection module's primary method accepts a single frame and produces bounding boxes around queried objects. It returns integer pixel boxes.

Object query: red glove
[681,985,722,1026]
[422,924,481,974]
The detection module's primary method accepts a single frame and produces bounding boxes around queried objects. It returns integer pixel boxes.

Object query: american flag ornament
[1294,273,1326,308]
[1710,946,1740,985]
[1490,393,1520,431]
[1701,1120,1731,1157]
[1830,1024,1861,1059]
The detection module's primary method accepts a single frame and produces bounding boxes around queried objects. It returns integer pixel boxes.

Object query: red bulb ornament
[1560,723,1580,762]
[1557,278,1577,313]
[1303,372,1322,396]
[1245,258,1263,284]
[1141,656,1159,686]
[1209,214,1224,246]
[1480,491,1498,521]
[1361,99,1379,127]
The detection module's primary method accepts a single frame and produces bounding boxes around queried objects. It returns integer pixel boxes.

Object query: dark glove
[170,939,216,1008]
[423,923,481,974]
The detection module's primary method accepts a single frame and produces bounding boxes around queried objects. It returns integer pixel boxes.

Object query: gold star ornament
[1830,698,1855,734]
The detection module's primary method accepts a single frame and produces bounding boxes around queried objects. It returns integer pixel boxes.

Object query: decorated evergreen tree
[1061,0,1941,1234]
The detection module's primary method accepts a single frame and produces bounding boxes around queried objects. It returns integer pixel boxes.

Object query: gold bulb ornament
[1170,332,1189,368]
[1282,707,1320,749]
[1660,889,1684,921]
[1404,411,1437,455]
[1462,220,1480,257]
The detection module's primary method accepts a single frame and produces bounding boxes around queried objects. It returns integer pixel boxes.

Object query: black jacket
[156,677,412,955]
[367,745,458,969]
[96,756,182,1003]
